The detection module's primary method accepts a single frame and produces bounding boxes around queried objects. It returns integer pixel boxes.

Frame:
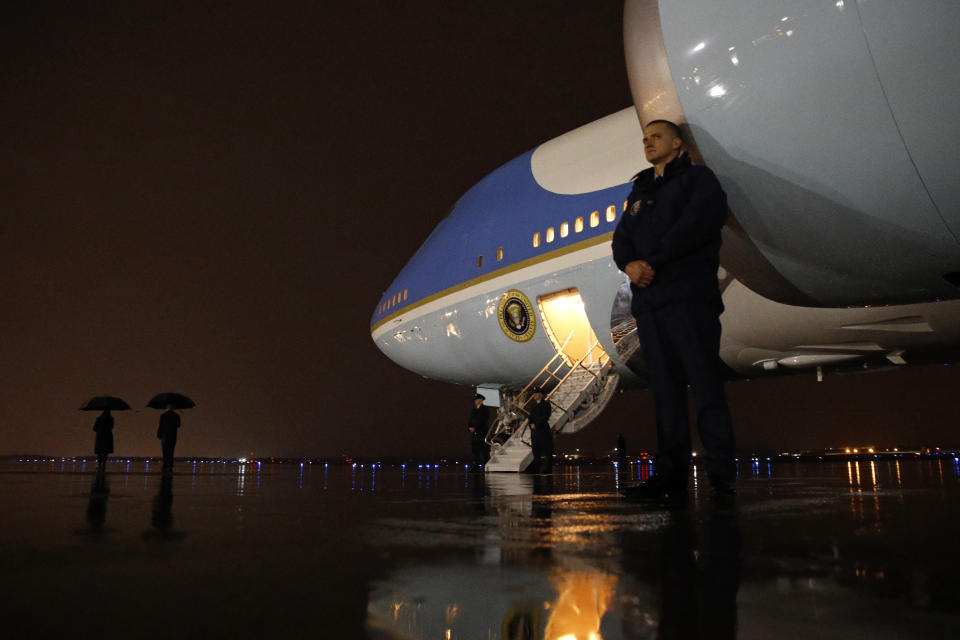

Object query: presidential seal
[498,289,536,342]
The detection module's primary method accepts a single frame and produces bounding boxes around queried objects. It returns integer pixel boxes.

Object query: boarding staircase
[484,333,619,472]
[610,318,642,364]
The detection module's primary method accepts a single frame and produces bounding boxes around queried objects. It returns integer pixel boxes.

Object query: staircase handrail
[512,330,575,413]
[545,337,612,427]
[484,415,507,447]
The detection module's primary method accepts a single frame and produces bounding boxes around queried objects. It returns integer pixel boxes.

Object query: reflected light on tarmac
[545,571,617,640]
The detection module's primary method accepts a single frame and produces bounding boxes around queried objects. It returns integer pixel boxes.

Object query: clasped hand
[624,260,656,287]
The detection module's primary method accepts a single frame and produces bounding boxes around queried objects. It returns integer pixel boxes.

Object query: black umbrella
[80,396,132,411]
[147,392,196,410]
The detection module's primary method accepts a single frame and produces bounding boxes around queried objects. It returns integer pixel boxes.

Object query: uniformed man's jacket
[468,405,490,436]
[528,400,551,429]
[612,153,727,313]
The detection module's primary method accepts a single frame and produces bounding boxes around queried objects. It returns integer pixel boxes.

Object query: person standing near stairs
[467,393,491,468]
[611,119,736,499]
[528,388,553,473]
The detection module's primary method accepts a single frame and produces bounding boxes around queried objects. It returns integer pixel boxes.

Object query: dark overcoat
[468,404,490,437]
[528,399,553,457]
[157,410,181,443]
[611,153,727,315]
[93,412,114,455]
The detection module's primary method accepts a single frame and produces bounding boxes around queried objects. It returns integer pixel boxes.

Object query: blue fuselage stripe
[371,150,633,328]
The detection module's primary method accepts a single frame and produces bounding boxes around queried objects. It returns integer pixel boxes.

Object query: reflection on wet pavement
[1,459,959,638]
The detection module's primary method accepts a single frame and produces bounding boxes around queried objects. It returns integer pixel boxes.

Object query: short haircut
[644,119,683,142]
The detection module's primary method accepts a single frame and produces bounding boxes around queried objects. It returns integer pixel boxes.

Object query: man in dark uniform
[611,119,736,498]
[157,404,181,471]
[527,388,553,473]
[467,393,491,468]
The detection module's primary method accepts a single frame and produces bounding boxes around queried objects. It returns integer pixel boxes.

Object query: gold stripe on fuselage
[370,232,614,335]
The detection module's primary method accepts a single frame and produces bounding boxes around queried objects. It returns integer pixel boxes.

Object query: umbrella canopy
[147,392,196,410]
[80,396,132,411]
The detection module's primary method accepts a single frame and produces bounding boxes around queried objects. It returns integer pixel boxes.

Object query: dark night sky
[1,2,957,459]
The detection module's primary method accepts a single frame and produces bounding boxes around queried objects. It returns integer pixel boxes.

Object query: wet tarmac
[2,458,960,638]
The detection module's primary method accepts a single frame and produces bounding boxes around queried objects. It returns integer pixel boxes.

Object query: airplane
[370,0,960,471]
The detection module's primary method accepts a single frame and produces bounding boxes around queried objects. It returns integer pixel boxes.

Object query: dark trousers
[530,426,554,473]
[471,435,490,466]
[636,302,736,483]
[161,435,177,468]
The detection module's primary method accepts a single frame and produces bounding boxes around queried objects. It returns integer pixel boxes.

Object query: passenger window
[623,200,628,212]
[590,211,600,228]
[477,255,483,268]
[606,205,616,222]
[560,222,569,238]
[546,227,555,243]
[403,289,408,301]
[575,216,583,233]
[496,247,503,261]
[533,232,541,248]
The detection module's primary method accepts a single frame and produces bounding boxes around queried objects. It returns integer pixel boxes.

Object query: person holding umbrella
[157,405,180,470]
[93,409,114,472]
[148,392,194,471]
[79,396,131,473]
